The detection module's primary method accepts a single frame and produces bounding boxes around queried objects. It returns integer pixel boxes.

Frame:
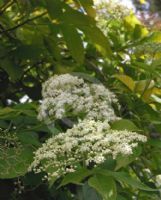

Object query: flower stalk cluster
[0,129,20,150]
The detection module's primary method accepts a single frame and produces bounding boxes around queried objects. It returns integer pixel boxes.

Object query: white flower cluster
[95,0,132,36]
[38,74,119,122]
[29,120,147,181]
[95,0,132,20]
[33,73,147,182]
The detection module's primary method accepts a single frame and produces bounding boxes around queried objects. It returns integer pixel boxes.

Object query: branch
[0,11,47,35]
[85,59,108,82]
[0,23,15,40]
[130,163,146,184]
[0,0,14,15]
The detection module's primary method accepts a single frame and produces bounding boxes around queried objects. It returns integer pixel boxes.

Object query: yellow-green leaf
[115,74,135,91]
[124,14,141,29]
[139,0,146,4]
[111,119,139,131]
[149,31,161,43]
[153,87,161,96]
[134,80,155,93]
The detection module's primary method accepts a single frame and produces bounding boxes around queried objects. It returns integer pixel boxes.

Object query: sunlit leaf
[111,119,139,131]
[139,0,146,4]
[115,74,135,91]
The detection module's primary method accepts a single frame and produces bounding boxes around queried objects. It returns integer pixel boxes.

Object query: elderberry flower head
[38,74,119,123]
[29,119,147,181]
[95,0,132,35]
[95,0,132,20]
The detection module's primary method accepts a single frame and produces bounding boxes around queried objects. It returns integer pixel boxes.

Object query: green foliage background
[0,0,161,199]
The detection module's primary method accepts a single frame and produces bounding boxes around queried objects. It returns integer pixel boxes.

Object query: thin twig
[0,0,14,15]
[85,59,108,82]
[0,23,15,40]
[0,11,47,35]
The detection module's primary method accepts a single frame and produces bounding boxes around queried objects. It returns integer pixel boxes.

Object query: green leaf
[61,25,84,63]
[17,131,40,147]
[153,87,161,96]
[0,120,8,128]
[116,195,127,200]
[134,80,155,93]
[115,146,142,170]
[49,176,57,189]
[23,172,44,187]
[82,26,112,57]
[14,102,37,110]
[60,168,92,187]
[0,107,20,119]
[71,72,101,83]
[46,0,63,19]
[43,36,61,61]
[112,172,157,191]
[46,1,95,26]
[133,24,148,39]
[43,0,111,59]
[88,174,117,200]
[62,4,95,27]
[124,14,141,29]
[110,119,139,131]
[148,139,161,149]
[0,146,34,179]
[95,169,157,192]
[78,182,102,200]
[48,125,61,136]
[78,0,96,17]
[0,104,37,120]
[1,59,23,81]
[148,31,161,43]
[15,44,43,59]
[98,157,116,171]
